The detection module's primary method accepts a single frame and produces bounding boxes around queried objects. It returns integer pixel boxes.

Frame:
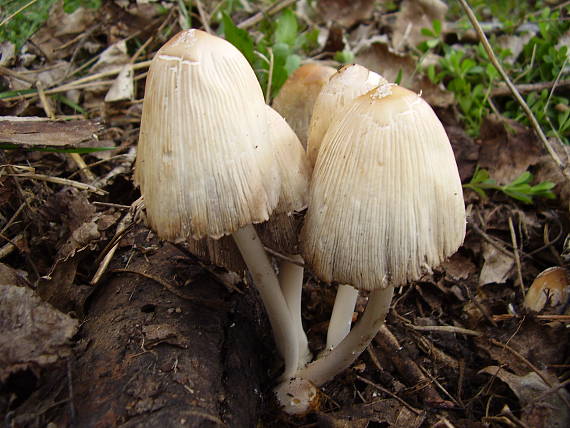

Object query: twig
[0,66,36,84]
[492,314,570,322]
[1,61,152,102]
[458,0,570,183]
[195,0,213,34]
[508,216,525,297]
[238,0,297,29]
[417,364,463,408]
[91,211,134,285]
[489,338,554,388]
[0,0,38,26]
[409,324,482,337]
[355,375,424,415]
[0,231,25,259]
[491,79,570,96]
[263,245,304,267]
[7,173,107,195]
[265,48,274,104]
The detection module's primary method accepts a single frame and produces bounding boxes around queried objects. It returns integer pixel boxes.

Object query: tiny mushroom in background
[524,267,569,313]
[272,63,336,147]
[275,83,466,414]
[134,29,300,379]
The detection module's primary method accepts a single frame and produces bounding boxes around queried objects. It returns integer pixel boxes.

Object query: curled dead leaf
[0,284,78,381]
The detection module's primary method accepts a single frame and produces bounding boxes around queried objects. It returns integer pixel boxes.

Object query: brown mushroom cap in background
[272,63,337,148]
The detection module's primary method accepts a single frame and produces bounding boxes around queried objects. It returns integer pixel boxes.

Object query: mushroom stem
[232,224,299,380]
[326,284,359,351]
[296,285,394,386]
[278,257,312,368]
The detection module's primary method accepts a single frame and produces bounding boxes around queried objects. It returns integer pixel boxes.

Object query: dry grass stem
[508,216,525,297]
[7,173,107,195]
[356,375,424,415]
[238,0,297,29]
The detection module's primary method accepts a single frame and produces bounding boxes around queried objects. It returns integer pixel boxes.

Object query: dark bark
[61,241,267,427]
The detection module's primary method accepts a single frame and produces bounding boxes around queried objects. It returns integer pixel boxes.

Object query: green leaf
[63,0,101,14]
[432,19,442,36]
[222,13,255,64]
[274,9,298,47]
[334,49,355,64]
[394,69,403,85]
[509,171,533,186]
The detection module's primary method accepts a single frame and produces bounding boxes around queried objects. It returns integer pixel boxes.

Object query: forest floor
[1,1,569,427]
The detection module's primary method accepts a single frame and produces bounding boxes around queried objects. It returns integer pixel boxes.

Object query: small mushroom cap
[524,267,569,313]
[135,29,280,241]
[306,64,388,167]
[256,106,311,255]
[302,85,466,290]
[184,106,310,269]
[272,63,337,147]
[265,106,311,215]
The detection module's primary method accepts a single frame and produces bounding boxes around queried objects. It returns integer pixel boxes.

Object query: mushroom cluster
[135,29,466,416]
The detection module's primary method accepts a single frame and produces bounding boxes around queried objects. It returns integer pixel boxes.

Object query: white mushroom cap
[272,63,337,148]
[302,85,466,290]
[306,64,388,167]
[257,106,311,255]
[187,107,311,268]
[265,105,311,214]
[135,29,280,241]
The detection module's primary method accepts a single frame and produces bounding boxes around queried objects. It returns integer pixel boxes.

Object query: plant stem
[232,224,299,380]
[297,285,394,386]
[326,284,359,350]
[279,257,312,368]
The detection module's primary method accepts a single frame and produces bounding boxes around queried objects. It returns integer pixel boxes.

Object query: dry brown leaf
[479,242,514,285]
[0,284,78,381]
[91,40,130,74]
[316,398,424,427]
[30,2,98,61]
[316,0,376,27]
[105,64,134,102]
[442,253,477,281]
[355,42,454,107]
[478,115,543,185]
[0,262,28,287]
[476,321,568,375]
[480,366,570,428]
[391,0,447,52]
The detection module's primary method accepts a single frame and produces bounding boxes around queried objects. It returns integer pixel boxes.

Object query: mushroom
[258,105,312,368]
[276,83,465,410]
[134,29,299,379]
[306,64,387,167]
[272,63,336,147]
[307,64,387,350]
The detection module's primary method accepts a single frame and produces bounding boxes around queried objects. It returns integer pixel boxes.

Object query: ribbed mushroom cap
[185,106,311,271]
[306,64,388,167]
[257,106,311,255]
[301,85,466,291]
[135,29,280,241]
[272,63,336,148]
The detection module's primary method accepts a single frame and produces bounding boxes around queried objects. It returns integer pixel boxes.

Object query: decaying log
[47,241,269,427]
